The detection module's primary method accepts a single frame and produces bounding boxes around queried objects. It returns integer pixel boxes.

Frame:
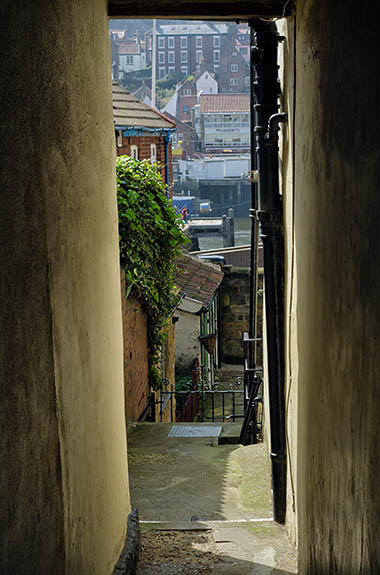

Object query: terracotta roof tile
[175,253,224,308]
[200,93,250,113]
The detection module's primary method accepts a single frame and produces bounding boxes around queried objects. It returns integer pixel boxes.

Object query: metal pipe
[248,23,259,372]
[250,19,287,524]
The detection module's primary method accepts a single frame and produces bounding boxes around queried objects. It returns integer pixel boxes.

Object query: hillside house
[118,39,146,75]
[112,81,176,195]
[193,93,250,154]
[174,254,224,388]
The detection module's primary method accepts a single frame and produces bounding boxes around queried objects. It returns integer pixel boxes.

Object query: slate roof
[157,23,228,36]
[112,82,175,130]
[175,253,224,309]
[200,93,250,113]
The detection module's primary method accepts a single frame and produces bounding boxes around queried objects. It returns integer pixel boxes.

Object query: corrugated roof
[200,93,250,113]
[175,253,224,308]
[112,82,175,130]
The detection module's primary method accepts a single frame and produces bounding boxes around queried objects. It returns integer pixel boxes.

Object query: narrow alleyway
[127,405,297,573]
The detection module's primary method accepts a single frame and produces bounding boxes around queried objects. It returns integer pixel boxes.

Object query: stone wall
[220,266,263,365]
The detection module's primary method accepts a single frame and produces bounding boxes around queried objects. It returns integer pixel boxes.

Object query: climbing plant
[116,155,186,389]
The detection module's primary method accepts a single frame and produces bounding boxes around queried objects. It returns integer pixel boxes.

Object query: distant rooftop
[200,93,250,113]
[157,23,228,36]
[118,41,140,55]
[112,82,175,131]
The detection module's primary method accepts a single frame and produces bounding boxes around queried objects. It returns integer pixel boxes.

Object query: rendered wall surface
[0,1,130,573]
[291,1,380,571]
[277,17,298,546]
[175,310,201,371]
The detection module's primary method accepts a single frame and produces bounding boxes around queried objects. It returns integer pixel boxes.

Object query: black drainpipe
[250,19,287,525]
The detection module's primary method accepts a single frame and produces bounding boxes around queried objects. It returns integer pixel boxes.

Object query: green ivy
[116,155,187,389]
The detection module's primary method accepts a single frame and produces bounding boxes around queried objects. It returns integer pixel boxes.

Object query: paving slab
[128,422,297,573]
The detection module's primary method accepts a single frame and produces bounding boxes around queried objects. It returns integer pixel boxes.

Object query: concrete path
[127,422,297,573]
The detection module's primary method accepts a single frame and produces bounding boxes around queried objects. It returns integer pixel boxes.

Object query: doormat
[168,425,222,438]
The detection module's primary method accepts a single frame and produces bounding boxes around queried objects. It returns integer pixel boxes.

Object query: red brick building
[146,22,249,93]
[112,81,176,196]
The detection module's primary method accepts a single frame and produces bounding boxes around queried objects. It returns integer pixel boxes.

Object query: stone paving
[127,420,297,573]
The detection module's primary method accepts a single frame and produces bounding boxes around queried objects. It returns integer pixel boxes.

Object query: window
[168,66,175,75]
[168,51,175,63]
[184,88,192,95]
[178,133,183,142]
[240,47,248,55]
[130,145,138,159]
[126,55,133,65]
[231,63,238,72]
[183,106,189,113]
[180,36,187,49]
[150,144,157,165]
[196,50,202,63]
[158,37,165,49]
[230,78,238,86]
[181,51,188,63]
[213,64,219,73]
[232,51,237,57]
[159,51,165,64]
[181,65,188,74]
[196,36,202,48]
[213,36,220,47]
[168,36,175,49]
[245,76,250,87]
[159,67,166,79]
[172,133,177,144]
[213,50,220,62]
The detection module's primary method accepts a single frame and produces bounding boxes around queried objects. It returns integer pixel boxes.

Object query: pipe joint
[270,451,286,463]
[265,113,288,143]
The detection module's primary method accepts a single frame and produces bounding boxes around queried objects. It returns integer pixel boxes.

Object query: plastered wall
[283,1,380,571]
[0,1,130,573]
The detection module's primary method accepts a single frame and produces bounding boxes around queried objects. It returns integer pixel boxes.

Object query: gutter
[250,19,287,525]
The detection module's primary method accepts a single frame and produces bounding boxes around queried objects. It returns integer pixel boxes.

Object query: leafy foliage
[116,155,186,389]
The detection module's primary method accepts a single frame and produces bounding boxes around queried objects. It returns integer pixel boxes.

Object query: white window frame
[213,50,220,62]
[168,66,175,75]
[130,145,138,159]
[196,50,202,63]
[213,36,220,47]
[168,51,175,64]
[158,36,165,49]
[168,36,175,49]
[181,51,188,63]
[231,63,238,72]
[180,36,187,49]
[150,143,157,165]
[230,78,238,86]
[180,65,188,74]
[126,55,134,65]
[159,66,166,79]
[196,36,203,48]
[159,51,165,64]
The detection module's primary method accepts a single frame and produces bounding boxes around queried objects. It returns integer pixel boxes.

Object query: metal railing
[152,385,245,423]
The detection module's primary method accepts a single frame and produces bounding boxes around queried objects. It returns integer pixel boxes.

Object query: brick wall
[220,266,263,365]
[121,270,149,423]
[117,134,173,197]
